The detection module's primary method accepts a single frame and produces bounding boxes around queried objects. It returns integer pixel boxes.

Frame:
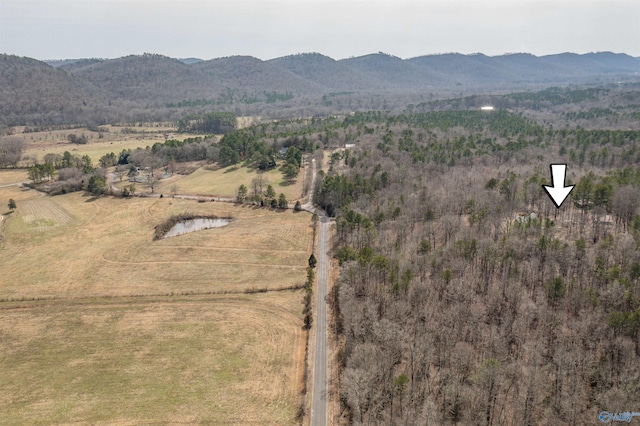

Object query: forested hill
[50,51,640,93]
[193,55,324,97]
[67,54,212,102]
[2,51,639,127]
[0,55,108,126]
[267,53,385,91]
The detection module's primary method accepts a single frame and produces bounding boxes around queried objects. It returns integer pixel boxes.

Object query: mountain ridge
[2,51,639,126]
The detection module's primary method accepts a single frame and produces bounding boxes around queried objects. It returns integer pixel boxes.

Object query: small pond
[163,218,232,238]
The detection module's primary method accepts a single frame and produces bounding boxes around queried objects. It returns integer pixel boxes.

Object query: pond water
[163,218,231,238]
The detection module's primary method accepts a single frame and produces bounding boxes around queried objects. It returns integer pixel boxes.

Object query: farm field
[153,163,307,201]
[23,137,154,165]
[0,191,313,299]
[7,124,202,165]
[0,291,305,424]
[0,187,312,424]
[13,118,257,166]
[0,169,28,187]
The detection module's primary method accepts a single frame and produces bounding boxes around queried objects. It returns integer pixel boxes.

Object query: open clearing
[11,125,197,165]
[0,187,312,424]
[154,164,306,201]
[1,192,313,299]
[24,138,154,165]
[0,292,304,424]
[0,169,28,187]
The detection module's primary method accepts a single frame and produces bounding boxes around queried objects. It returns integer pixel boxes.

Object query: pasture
[10,124,196,165]
[24,138,154,165]
[20,133,168,166]
[1,192,313,299]
[0,188,313,424]
[13,118,254,166]
[0,169,27,184]
[0,291,305,424]
[153,164,307,201]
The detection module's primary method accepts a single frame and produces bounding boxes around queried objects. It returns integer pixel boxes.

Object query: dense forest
[303,108,640,424]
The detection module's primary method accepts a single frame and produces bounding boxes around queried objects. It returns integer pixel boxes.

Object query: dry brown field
[0,191,313,299]
[12,118,257,166]
[0,186,312,424]
[0,292,305,424]
[0,169,28,187]
[153,164,307,201]
[18,128,187,165]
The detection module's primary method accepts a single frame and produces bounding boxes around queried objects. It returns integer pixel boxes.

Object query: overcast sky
[1,0,639,60]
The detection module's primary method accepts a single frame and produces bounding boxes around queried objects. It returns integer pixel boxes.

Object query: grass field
[11,125,198,165]
[0,169,28,186]
[0,188,313,424]
[23,138,155,166]
[154,164,307,201]
[1,192,313,299]
[0,292,305,424]
[14,118,254,166]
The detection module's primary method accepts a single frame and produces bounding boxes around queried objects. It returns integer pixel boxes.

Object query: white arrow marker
[542,164,575,208]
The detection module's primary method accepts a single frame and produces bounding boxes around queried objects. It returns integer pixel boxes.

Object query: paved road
[302,158,329,426]
[311,214,329,425]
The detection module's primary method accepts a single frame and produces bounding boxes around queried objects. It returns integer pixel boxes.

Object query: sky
[1,0,639,61]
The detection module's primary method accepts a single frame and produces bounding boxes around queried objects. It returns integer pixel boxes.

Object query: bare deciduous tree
[0,137,25,168]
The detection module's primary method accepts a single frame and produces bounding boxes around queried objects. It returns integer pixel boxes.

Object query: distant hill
[268,53,385,91]
[340,52,448,90]
[408,53,508,85]
[544,52,640,75]
[193,55,324,97]
[2,51,639,127]
[66,53,214,102]
[408,52,640,86]
[0,54,107,127]
[46,58,105,69]
[58,59,106,72]
[45,59,81,68]
[177,58,203,65]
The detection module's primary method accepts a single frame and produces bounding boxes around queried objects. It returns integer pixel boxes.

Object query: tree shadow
[278,180,296,188]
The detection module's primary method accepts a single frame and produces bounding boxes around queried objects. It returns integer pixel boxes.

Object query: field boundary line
[0,284,307,311]
[157,245,309,253]
[99,254,303,268]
